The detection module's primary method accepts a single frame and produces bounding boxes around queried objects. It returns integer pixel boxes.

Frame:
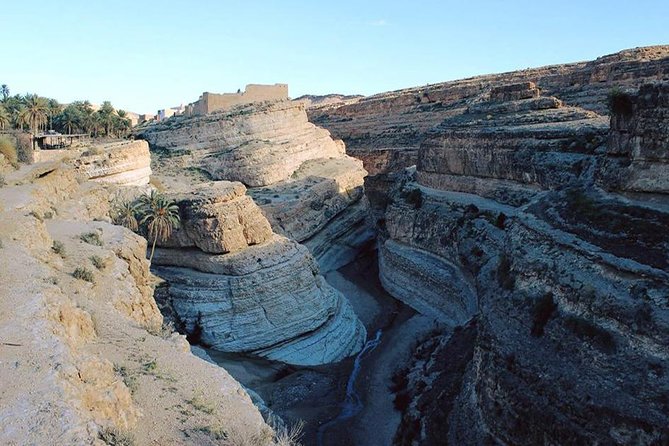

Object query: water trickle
[317,329,383,446]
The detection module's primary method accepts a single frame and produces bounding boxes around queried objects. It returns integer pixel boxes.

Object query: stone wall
[189,84,289,115]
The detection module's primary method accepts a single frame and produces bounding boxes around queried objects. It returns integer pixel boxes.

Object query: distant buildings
[144,84,289,124]
[184,84,289,116]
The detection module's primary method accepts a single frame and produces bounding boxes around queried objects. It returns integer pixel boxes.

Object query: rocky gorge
[310,47,669,445]
[1,44,668,446]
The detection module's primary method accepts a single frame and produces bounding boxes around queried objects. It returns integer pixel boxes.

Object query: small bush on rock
[52,240,66,257]
[80,231,103,246]
[497,253,515,290]
[98,426,135,446]
[402,187,423,209]
[531,293,557,337]
[72,267,94,283]
[90,255,106,270]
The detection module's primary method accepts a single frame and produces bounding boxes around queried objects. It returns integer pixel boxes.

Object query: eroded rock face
[599,82,669,194]
[417,83,609,205]
[0,163,271,446]
[308,46,669,215]
[249,156,374,271]
[151,181,367,365]
[138,98,375,271]
[161,181,273,254]
[138,100,345,187]
[73,140,152,186]
[381,83,669,444]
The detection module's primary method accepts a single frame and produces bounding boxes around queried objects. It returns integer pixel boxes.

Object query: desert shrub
[80,231,103,246]
[564,315,616,353]
[0,136,18,167]
[531,293,557,337]
[497,253,515,290]
[98,426,135,446]
[43,211,53,219]
[607,87,634,115]
[402,187,423,209]
[72,267,94,283]
[90,255,106,270]
[51,240,66,257]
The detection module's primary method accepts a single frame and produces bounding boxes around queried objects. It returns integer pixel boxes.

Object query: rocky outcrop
[160,181,273,253]
[599,82,669,194]
[249,156,374,271]
[0,163,273,446]
[138,100,345,187]
[138,98,375,271]
[417,82,609,205]
[73,140,152,186]
[381,82,669,444]
[150,180,367,365]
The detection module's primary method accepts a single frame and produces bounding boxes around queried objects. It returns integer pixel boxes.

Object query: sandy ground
[207,249,443,446]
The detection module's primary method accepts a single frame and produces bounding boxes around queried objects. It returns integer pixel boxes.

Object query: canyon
[0,45,668,446]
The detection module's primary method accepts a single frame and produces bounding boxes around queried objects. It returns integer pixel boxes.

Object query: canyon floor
[204,249,442,446]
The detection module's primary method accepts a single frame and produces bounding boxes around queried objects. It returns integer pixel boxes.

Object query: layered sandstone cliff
[381,82,669,444]
[138,99,374,271]
[0,162,274,445]
[149,179,367,365]
[309,46,669,217]
[73,140,152,186]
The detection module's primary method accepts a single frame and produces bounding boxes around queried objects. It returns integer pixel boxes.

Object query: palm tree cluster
[112,191,181,262]
[0,85,131,137]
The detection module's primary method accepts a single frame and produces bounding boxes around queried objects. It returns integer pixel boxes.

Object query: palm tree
[99,101,115,136]
[22,94,48,134]
[138,191,180,262]
[46,99,62,131]
[112,199,141,231]
[59,106,79,134]
[0,105,9,130]
[1,85,9,101]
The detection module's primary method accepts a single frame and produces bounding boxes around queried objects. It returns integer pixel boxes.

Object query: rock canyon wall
[373,77,669,443]
[137,99,371,365]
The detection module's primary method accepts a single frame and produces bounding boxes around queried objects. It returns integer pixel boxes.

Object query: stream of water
[316,329,383,446]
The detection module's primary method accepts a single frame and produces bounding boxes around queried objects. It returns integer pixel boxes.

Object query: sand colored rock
[162,181,273,254]
[139,97,375,271]
[0,161,273,445]
[72,140,152,186]
[138,100,345,187]
[249,156,374,271]
[150,179,367,365]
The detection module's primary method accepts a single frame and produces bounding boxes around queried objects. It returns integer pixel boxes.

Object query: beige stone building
[185,84,288,116]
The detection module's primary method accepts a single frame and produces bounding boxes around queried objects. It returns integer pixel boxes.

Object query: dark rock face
[378,80,669,445]
[308,46,669,216]
[599,82,669,194]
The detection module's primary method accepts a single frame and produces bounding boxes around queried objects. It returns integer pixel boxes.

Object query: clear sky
[3,0,668,114]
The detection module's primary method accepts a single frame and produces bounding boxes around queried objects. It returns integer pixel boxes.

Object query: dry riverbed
[205,249,443,445]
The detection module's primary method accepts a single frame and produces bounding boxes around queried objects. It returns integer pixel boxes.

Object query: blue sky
[3,0,668,113]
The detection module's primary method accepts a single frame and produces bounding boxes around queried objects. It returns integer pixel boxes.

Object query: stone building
[185,84,288,116]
